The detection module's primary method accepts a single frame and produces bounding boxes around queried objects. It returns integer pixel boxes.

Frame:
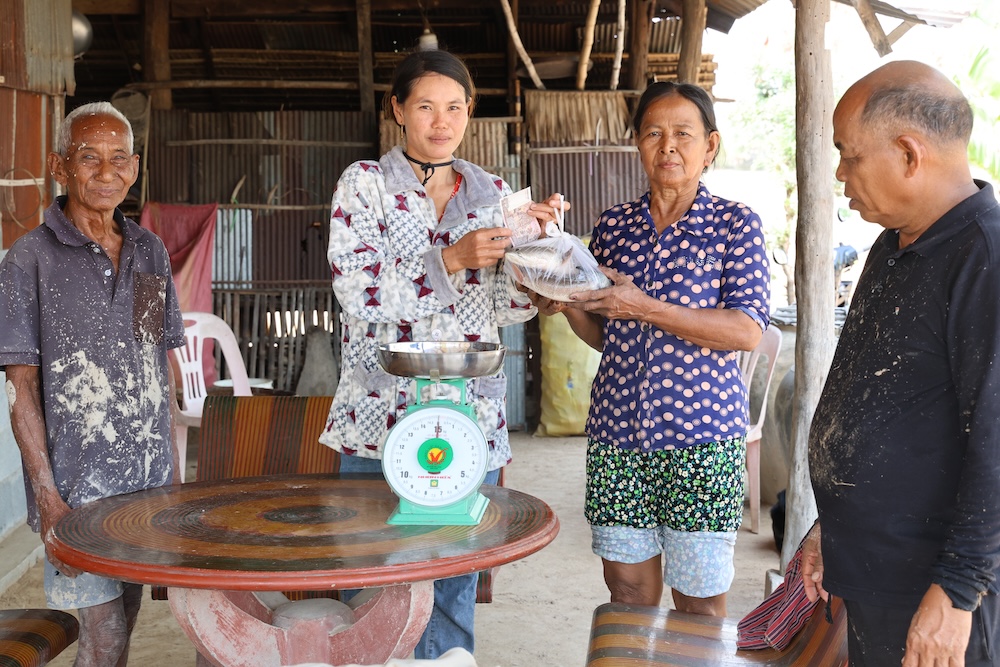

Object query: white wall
[0,371,29,539]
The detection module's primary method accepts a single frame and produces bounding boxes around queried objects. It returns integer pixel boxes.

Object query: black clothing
[844,595,1000,666]
[810,181,1000,611]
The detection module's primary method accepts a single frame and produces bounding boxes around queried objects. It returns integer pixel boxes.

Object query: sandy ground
[0,433,779,667]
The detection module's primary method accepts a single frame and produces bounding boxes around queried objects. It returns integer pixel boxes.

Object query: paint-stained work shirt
[810,181,1000,611]
[585,184,771,451]
[318,147,536,470]
[0,196,185,531]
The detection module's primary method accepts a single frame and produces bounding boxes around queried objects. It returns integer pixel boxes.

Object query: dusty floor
[0,433,779,667]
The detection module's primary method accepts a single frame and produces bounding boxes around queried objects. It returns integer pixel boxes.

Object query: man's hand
[40,499,83,577]
[902,584,972,667]
[801,522,828,603]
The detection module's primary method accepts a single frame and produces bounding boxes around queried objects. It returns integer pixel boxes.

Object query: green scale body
[381,378,490,525]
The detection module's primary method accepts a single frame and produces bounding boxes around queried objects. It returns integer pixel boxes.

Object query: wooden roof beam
[847,0,893,57]
[886,19,917,46]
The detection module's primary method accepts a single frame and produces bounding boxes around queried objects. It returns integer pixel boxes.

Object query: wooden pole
[610,0,627,90]
[143,0,172,110]
[577,0,601,90]
[784,0,835,571]
[356,0,376,119]
[499,0,545,90]
[678,0,707,85]
[627,0,654,91]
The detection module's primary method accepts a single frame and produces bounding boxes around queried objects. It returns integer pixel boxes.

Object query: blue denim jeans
[337,453,500,659]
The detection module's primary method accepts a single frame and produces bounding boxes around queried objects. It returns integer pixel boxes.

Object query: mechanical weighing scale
[376,341,506,526]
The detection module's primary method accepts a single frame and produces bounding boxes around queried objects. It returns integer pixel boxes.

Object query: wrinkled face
[49,114,138,215]
[637,94,719,192]
[833,94,904,228]
[391,73,470,165]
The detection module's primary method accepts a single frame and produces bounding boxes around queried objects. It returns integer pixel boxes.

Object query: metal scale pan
[377,341,505,380]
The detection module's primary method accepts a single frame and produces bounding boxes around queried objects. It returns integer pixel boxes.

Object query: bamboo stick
[498,0,545,90]
[610,0,627,90]
[577,0,601,90]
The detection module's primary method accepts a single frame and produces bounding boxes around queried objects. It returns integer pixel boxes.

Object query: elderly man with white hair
[0,102,185,666]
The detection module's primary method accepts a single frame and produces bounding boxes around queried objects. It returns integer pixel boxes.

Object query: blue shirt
[586,184,770,451]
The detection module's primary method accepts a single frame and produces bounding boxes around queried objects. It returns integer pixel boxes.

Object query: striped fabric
[586,596,847,667]
[0,609,79,667]
[196,395,340,482]
[736,539,818,650]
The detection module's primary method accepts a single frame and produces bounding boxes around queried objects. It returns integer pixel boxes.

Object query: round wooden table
[50,473,559,667]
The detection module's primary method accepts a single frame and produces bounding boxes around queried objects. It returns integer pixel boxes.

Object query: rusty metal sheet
[0,88,53,248]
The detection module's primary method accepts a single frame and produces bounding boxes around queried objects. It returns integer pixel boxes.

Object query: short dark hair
[383,50,477,122]
[861,85,973,145]
[632,81,720,169]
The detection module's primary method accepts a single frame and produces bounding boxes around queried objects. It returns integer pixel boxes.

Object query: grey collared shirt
[0,196,185,530]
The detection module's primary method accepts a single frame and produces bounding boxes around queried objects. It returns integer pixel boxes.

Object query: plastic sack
[536,310,601,436]
[502,222,611,302]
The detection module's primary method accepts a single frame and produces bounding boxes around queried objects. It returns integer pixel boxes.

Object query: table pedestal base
[170,583,435,667]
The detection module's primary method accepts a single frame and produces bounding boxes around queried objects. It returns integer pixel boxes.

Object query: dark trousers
[845,594,999,666]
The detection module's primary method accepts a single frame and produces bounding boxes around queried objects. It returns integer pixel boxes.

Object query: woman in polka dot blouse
[530,82,770,618]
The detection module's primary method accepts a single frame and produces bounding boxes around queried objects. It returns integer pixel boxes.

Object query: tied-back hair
[383,50,477,124]
[861,85,973,145]
[58,102,134,156]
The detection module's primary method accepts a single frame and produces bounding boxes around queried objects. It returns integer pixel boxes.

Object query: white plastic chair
[739,324,783,534]
[172,312,252,481]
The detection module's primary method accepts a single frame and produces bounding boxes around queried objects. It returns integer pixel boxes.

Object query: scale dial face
[382,406,489,508]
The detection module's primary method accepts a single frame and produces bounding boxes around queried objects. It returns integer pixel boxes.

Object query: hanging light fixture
[72,10,93,58]
[416,0,438,50]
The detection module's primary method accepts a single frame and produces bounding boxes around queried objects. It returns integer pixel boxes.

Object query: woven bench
[0,609,79,667]
[585,596,847,666]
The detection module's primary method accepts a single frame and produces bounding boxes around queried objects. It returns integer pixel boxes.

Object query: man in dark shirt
[800,61,1000,666]
[0,102,185,666]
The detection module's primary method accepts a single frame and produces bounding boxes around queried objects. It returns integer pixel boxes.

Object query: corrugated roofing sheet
[868,1,978,27]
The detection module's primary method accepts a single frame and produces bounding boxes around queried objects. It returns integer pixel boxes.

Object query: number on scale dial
[383,406,489,507]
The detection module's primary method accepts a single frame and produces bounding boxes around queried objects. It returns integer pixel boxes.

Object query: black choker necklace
[403,151,455,186]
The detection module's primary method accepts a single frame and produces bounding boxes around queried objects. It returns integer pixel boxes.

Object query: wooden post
[143,0,171,110]
[356,0,375,120]
[627,0,654,91]
[609,0,627,90]
[576,0,601,90]
[678,0,707,85]
[784,0,835,571]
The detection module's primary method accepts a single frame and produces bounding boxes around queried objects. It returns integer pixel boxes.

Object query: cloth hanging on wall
[140,202,218,383]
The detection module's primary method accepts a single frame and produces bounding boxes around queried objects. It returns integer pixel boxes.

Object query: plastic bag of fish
[502,224,611,302]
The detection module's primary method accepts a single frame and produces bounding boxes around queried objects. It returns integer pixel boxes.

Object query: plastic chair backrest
[739,324,782,441]
[173,312,253,419]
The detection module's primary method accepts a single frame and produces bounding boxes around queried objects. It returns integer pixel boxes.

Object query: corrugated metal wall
[148,109,375,283]
[0,0,74,95]
[0,89,55,249]
[524,90,646,236]
[0,0,70,248]
[529,147,647,236]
